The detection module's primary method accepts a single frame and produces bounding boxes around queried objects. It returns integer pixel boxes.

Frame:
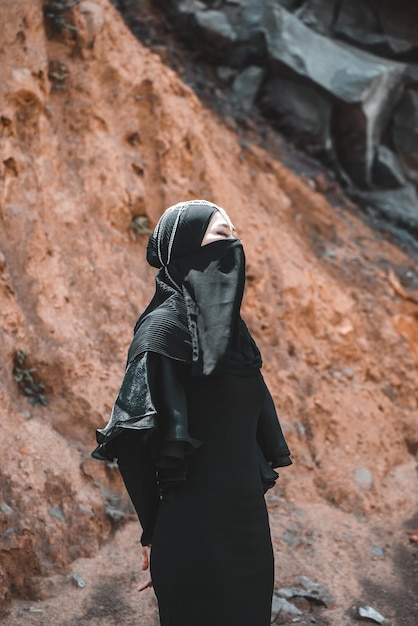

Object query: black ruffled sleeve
[92,353,200,456]
[92,352,159,461]
[256,375,292,492]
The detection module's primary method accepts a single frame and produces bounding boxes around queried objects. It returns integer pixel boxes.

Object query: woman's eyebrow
[218,221,237,231]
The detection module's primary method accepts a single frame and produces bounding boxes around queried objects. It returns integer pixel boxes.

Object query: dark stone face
[392,90,418,168]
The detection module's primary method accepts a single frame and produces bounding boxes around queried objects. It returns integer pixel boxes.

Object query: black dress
[100,353,291,626]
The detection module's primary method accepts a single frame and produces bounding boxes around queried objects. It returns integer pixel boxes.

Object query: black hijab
[128,200,262,376]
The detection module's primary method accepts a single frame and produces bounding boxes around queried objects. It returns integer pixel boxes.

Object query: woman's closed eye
[201,212,239,246]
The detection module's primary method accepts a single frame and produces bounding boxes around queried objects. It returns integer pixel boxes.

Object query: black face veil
[128,200,262,376]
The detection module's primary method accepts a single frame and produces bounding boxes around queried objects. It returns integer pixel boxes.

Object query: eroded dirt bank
[0,1,417,624]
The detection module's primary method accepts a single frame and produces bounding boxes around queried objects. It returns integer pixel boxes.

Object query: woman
[92,199,292,626]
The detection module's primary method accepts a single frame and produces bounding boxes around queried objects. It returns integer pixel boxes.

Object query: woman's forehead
[211,208,235,230]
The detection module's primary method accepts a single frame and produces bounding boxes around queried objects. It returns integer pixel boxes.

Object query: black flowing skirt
[150,371,274,626]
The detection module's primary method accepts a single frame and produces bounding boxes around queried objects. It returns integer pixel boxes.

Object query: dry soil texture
[0,1,417,625]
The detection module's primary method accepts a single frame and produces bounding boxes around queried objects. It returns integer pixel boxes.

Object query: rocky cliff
[142,0,418,237]
[0,1,417,624]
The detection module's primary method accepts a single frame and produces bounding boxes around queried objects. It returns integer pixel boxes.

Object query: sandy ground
[3,459,417,626]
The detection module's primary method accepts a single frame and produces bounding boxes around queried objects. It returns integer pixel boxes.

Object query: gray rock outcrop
[157,0,418,239]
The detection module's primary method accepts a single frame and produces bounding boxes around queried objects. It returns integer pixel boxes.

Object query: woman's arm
[113,429,160,547]
[153,356,201,496]
[137,545,153,592]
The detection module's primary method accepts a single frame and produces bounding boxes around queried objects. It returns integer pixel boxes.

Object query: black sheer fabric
[93,353,159,455]
[176,239,261,375]
[93,353,202,462]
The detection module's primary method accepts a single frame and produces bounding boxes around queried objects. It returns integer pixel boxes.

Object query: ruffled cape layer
[93,352,291,494]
